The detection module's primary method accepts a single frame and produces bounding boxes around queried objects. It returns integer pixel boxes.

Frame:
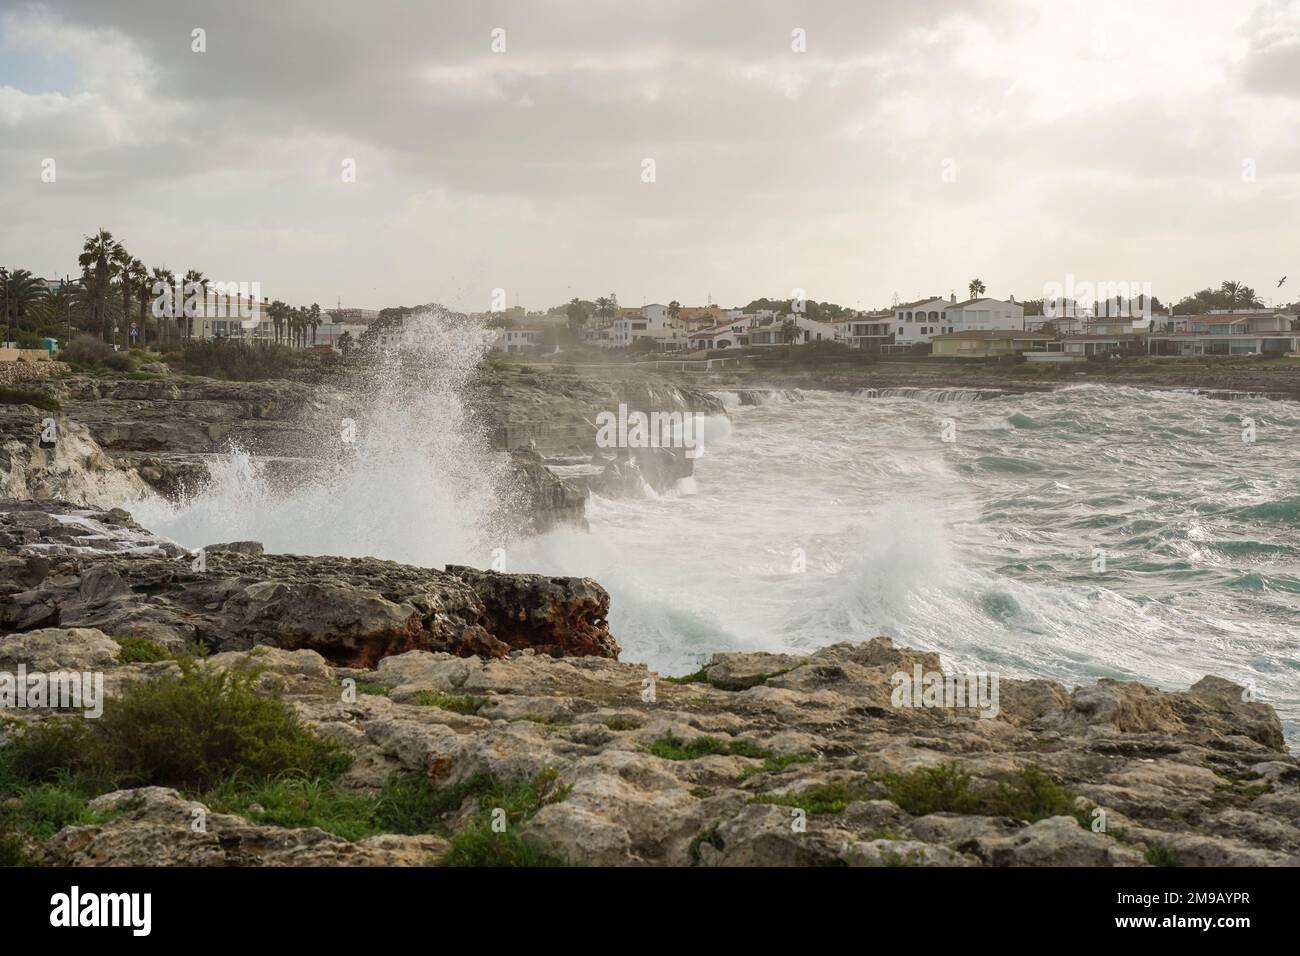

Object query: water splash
[134,307,517,567]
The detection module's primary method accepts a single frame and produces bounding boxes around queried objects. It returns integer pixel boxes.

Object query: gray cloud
[2,0,1297,311]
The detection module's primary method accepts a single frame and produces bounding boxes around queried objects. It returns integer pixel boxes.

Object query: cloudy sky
[2,0,1299,313]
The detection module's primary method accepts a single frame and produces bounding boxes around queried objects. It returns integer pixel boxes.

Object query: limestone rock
[0,626,120,671]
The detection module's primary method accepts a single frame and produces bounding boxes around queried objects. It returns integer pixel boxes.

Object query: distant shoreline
[626,355,1300,402]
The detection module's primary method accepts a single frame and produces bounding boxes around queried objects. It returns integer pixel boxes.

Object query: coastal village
[3,246,1299,369]
[488,292,1300,362]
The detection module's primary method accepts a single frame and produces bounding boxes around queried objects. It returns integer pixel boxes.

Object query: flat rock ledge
[0,500,616,665]
[12,631,1297,868]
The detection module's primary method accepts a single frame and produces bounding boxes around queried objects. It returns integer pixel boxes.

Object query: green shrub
[662,666,709,684]
[1145,841,1183,867]
[62,334,112,367]
[103,350,134,372]
[602,716,642,731]
[750,781,869,815]
[112,635,169,663]
[642,732,812,774]
[881,763,1080,823]
[6,659,349,792]
[172,340,314,381]
[642,733,733,760]
[411,691,486,715]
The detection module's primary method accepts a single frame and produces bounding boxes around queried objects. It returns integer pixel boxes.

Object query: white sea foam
[133,308,516,568]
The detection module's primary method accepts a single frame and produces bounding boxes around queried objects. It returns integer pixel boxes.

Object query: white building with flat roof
[944,297,1025,333]
[892,297,954,346]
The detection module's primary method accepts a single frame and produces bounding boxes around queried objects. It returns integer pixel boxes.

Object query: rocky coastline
[0,361,1297,867]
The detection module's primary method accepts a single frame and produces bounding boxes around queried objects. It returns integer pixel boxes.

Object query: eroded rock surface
[0,500,616,664]
[27,629,1299,868]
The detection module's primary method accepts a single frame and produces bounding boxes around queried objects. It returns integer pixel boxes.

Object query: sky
[2,0,1299,313]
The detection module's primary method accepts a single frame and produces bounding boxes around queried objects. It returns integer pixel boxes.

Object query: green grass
[880,763,1080,823]
[438,768,573,867]
[750,781,870,815]
[879,847,926,867]
[1144,840,1184,867]
[661,666,710,684]
[0,754,116,866]
[202,769,548,844]
[602,716,642,731]
[203,774,382,841]
[411,691,487,715]
[353,681,390,697]
[642,732,814,775]
[111,635,169,663]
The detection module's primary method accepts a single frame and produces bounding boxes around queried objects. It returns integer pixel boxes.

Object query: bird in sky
[1278,276,1287,288]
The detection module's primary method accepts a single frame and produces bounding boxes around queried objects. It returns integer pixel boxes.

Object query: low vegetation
[169,340,336,381]
[1144,840,1184,867]
[61,334,134,373]
[880,763,1082,825]
[0,657,574,865]
[642,732,814,775]
[751,781,871,815]
[411,691,487,715]
[4,658,348,793]
[602,715,642,731]
[0,386,60,411]
[438,768,572,867]
[111,635,170,663]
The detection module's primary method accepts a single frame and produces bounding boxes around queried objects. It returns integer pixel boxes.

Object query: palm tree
[595,295,618,323]
[268,300,287,344]
[183,269,206,339]
[309,302,321,346]
[79,229,123,342]
[668,300,681,324]
[151,267,176,346]
[127,258,150,347]
[968,278,986,300]
[112,244,136,349]
[39,280,73,336]
[566,297,589,337]
[1,269,48,338]
[1218,280,1262,312]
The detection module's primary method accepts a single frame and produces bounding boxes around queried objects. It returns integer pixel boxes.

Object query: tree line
[1,229,326,350]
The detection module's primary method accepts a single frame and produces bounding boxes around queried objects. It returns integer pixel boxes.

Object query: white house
[609,305,688,349]
[846,312,895,349]
[892,297,954,346]
[495,328,545,353]
[746,314,835,346]
[944,297,1025,333]
[689,319,749,350]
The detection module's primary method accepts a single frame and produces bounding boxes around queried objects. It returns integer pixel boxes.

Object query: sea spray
[133,307,520,568]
